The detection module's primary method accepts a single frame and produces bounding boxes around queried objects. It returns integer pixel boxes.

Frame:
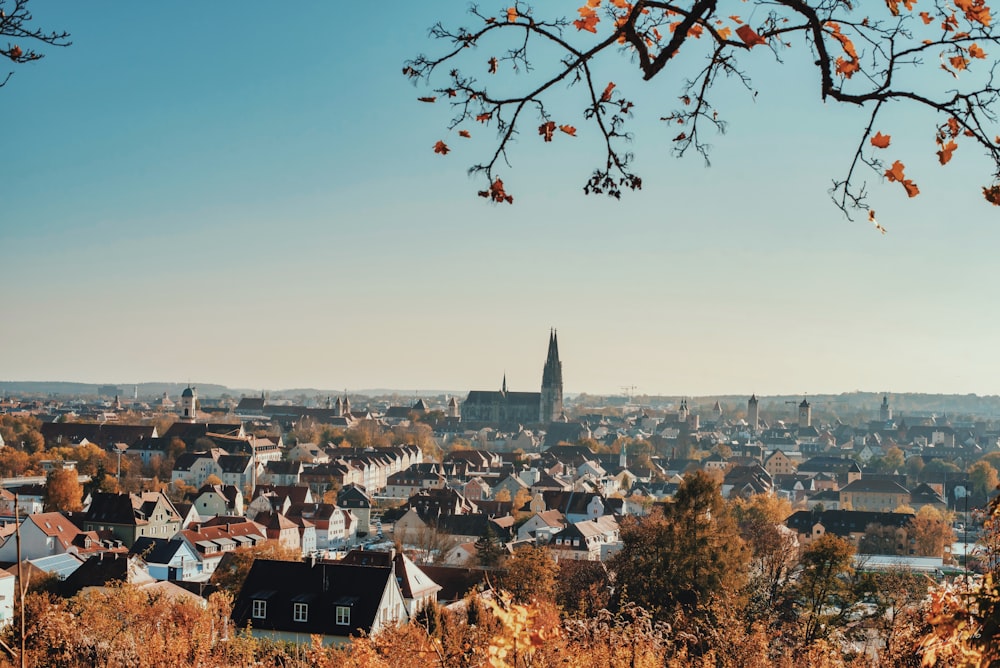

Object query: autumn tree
[497,544,558,605]
[408,1,1000,221]
[791,533,856,647]
[910,504,956,557]
[969,459,1000,497]
[731,493,797,619]
[609,470,748,628]
[210,545,301,597]
[42,467,82,512]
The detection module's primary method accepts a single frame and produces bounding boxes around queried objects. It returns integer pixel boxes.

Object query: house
[338,485,373,535]
[839,478,910,512]
[189,484,244,517]
[178,519,267,578]
[82,491,182,548]
[0,512,108,562]
[517,510,567,543]
[340,548,441,615]
[254,512,302,552]
[231,558,408,646]
[129,537,201,581]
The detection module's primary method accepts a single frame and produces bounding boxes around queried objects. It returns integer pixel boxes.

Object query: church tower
[180,386,197,423]
[880,395,892,422]
[798,398,812,429]
[540,329,564,423]
[748,394,759,432]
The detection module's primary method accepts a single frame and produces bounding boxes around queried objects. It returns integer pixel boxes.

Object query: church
[461,330,564,426]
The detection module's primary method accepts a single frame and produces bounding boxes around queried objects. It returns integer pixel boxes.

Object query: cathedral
[461,330,564,425]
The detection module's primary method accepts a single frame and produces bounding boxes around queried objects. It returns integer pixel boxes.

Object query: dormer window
[336,606,350,625]
[252,600,267,619]
[293,602,308,623]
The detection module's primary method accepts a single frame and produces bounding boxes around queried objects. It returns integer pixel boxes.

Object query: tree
[609,471,748,625]
[209,544,301,597]
[731,493,797,617]
[408,2,1000,218]
[474,523,506,568]
[910,504,956,557]
[497,545,558,605]
[969,459,1000,497]
[792,533,856,646]
[42,468,82,512]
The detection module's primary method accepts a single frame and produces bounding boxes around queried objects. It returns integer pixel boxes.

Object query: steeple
[540,328,564,423]
[502,373,508,395]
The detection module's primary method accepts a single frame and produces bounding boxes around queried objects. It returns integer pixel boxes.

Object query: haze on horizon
[3,3,1000,399]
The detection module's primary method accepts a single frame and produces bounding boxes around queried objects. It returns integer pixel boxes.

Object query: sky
[2,2,999,398]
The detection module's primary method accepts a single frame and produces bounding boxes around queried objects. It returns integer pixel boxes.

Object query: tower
[447,395,460,419]
[880,395,892,422]
[677,399,689,424]
[747,394,759,432]
[540,329,564,423]
[180,385,197,423]
[798,398,812,429]
[334,396,344,417]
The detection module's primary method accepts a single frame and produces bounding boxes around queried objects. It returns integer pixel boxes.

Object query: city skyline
[4,3,1000,397]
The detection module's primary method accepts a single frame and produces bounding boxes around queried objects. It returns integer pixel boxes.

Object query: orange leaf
[885,160,906,182]
[736,24,766,47]
[601,82,616,102]
[458,130,471,138]
[903,179,920,197]
[476,113,492,123]
[433,140,450,155]
[950,55,969,70]
[559,124,577,136]
[418,96,436,103]
[446,89,457,97]
[574,14,600,32]
[488,57,498,74]
[868,210,887,234]
[920,11,934,23]
[9,45,22,59]
[870,132,891,149]
[729,15,743,24]
[947,117,960,137]
[969,43,987,58]
[937,139,957,164]
[507,7,518,22]
[539,121,556,142]
[478,177,514,204]
[673,132,687,141]
[717,26,732,40]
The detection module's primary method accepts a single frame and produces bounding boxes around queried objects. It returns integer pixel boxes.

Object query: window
[336,606,351,625]
[293,602,308,623]
[252,600,267,619]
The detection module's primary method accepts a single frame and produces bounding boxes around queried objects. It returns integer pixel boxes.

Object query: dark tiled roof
[232,560,395,637]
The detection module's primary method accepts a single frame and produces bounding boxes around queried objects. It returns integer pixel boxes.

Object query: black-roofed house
[340,548,441,615]
[232,559,408,646]
[786,509,915,550]
[129,536,200,581]
[82,492,182,548]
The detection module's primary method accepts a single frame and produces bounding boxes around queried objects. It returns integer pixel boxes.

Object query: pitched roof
[232,559,397,637]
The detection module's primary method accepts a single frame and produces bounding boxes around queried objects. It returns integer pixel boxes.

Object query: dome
[181,386,195,398]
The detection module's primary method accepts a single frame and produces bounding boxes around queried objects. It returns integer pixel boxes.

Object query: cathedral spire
[502,373,507,395]
[540,328,564,423]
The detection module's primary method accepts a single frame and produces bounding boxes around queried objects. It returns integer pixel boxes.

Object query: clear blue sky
[2,2,998,397]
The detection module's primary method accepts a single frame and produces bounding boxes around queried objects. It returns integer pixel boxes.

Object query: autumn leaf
[729,15,744,24]
[539,121,556,142]
[949,55,969,70]
[870,132,891,149]
[418,96,436,103]
[601,82,616,102]
[433,140,450,155]
[574,14,600,32]
[476,112,492,123]
[903,179,920,197]
[736,24,766,47]
[920,11,934,24]
[947,117,960,137]
[955,0,992,26]
[937,139,957,164]
[969,43,987,58]
[717,26,733,41]
[673,132,687,141]
[488,57,498,74]
[9,45,22,59]
[983,184,1000,205]
[459,130,471,138]
[478,177,514,204]
[559,125,577,136]
[446,89,457,97]
[507,7,518,22]
[885,160,906,183]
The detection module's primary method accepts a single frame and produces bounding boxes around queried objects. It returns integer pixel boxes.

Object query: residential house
[178,519,266,579]
[82,491,181,548]
[0,512,107,562]
[340,548,442,615]
[839,478,911,512]
[129,537,201,581]
[189,484,244,518]
[231,558,408,646]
